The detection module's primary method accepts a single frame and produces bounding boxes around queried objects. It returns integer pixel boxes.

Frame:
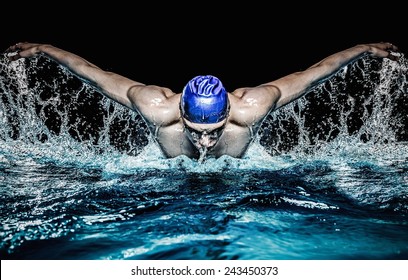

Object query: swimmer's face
[183,118,227,149]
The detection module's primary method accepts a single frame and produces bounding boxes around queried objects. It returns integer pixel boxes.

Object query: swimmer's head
[181,75,229,124]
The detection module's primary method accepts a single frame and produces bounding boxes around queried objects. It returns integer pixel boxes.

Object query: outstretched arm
[5,42,145,110]
[270,42,400,110]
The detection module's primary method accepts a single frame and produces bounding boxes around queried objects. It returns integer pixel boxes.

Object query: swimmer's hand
[365,42,400,61]
[5,42,43,61]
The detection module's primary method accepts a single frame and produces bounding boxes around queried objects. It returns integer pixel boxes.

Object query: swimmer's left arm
[6,42,180,128]
[5,42,144,110]
[268,42,399,110]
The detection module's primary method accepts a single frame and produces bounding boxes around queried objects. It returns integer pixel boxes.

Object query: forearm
[6,42,140,109]
[37,45,134,105]
[38,44,102,83]
[273,42,398,109]
[7,43,106,88]
[310,44,368,71]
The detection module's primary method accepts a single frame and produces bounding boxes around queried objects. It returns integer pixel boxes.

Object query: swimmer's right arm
[5,42,146,110]
[266,42,400,110]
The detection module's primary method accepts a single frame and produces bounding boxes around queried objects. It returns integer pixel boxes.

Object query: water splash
[1,54,149,167]
[259,54,408,160]
[0,52,407,173]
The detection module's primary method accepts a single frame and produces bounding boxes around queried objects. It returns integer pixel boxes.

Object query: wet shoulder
[229,86,279,126]
[128,85,180,126]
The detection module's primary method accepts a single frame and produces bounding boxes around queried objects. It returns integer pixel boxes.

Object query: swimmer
[5,42,400,161]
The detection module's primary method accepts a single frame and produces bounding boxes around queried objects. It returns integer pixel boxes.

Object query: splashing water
[1,53,407,171]
[1,53,407,260]
[260,54,408,159]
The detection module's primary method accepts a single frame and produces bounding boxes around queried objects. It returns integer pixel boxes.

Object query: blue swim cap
[181,75,228,124]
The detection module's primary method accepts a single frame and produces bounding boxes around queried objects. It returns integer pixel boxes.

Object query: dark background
[1,4,406,93]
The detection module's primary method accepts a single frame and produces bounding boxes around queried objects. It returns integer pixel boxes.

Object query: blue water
[0,53,407,260]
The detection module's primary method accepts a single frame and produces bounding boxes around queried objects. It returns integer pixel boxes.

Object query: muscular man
[5,42,400,161]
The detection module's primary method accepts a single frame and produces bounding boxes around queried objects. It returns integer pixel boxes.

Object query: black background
[1,4,406,93]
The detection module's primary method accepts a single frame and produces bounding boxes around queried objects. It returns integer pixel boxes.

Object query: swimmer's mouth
[193,138,221,163]
[197,146,208,163]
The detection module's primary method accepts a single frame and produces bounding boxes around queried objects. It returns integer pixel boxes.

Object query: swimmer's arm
[6,42,143,110]
[268,42,399,110]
